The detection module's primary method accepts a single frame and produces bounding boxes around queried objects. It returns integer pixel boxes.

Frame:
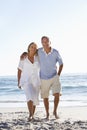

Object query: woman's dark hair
[27,42,38,55]
[27,42,35,52]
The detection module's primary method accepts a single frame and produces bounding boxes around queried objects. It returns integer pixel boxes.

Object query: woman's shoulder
[20,57,29,64]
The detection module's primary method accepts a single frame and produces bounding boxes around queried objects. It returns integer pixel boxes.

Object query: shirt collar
[42,47,53,55]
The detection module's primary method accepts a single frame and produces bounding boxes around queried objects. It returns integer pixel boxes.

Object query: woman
[17,42,40,121]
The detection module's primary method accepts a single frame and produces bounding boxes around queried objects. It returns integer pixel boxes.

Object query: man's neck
[44,47,51,54]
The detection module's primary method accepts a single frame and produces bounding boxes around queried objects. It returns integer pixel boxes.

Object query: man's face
[41,38,50,49]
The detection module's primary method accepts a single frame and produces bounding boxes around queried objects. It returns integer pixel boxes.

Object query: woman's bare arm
[17,69,22,89]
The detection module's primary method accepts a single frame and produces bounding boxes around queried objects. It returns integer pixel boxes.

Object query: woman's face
[29,43,37,54]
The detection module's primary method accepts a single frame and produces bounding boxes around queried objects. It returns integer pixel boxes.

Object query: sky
[0,0,87,76]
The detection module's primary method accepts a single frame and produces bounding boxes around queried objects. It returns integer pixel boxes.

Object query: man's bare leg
[44,98,49,119]
[33,105,36,115]
[53,93,60,119]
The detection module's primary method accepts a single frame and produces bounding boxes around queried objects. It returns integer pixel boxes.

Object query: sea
[0,73,87,108]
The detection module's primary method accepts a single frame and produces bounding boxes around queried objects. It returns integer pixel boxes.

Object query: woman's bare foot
[46,113,49,119]
[60,93,62,96]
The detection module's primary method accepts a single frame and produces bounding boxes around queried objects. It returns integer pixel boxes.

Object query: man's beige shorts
[40,75,61,98]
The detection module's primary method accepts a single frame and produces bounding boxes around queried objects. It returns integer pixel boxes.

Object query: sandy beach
[0,106,87,130]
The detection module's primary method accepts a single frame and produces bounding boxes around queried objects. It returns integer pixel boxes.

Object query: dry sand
[0,106,87,130]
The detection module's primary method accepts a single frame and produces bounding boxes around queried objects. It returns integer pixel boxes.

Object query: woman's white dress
[18,56,40,105]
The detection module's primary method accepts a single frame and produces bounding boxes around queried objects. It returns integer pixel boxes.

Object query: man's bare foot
[53,111,59,119]
[46,113,49,119]
[28,115,34,121]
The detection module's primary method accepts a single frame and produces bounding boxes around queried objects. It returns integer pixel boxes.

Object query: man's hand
[20,52,28,60]
[58,64,63,76]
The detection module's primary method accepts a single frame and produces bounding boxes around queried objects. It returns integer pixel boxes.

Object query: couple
[17,36,63,121]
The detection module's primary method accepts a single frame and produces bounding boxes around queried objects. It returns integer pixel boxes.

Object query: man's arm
[20,52,28,60]
[58,64,63,76]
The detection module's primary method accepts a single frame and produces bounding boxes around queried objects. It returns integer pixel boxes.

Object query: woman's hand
[18,82,21,89]
[18,85,21,89]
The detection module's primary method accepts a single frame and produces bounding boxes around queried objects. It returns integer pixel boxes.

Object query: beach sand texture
[0,107,87,130]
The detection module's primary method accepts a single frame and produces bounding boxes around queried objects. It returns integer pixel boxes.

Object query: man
[38,36,63,119]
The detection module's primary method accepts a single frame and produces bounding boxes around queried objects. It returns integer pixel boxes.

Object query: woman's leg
[27,100,33,120]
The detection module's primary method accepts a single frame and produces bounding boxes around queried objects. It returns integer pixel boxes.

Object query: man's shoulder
[38,47,43,52]
[52,48,59,53]
[38,47,43,50]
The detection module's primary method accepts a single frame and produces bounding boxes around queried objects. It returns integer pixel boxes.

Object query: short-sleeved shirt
[38,48,63,79]
[18,56,40,87]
